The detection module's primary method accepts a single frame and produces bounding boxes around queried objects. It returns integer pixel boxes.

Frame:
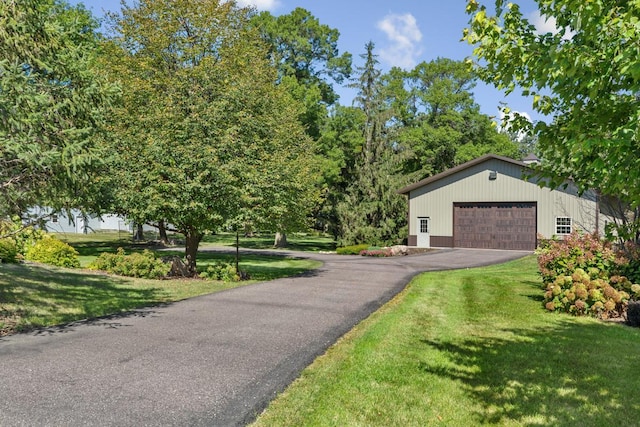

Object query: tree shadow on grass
[0,263,168,337]
[419,320,640,426]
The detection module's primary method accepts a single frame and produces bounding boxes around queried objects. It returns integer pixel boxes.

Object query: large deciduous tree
[386,58,519,180]
[252,7,352,135]
[0,0,117,222]
[251,8,351,246]
[464,0,640,203]
[103,0,318,274]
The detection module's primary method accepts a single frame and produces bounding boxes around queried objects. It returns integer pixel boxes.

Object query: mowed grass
[252,256,640,426]
[0,233,322,336]
[200,232,337,252]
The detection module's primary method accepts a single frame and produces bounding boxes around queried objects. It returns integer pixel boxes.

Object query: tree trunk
[274,231,287,248]
[133,223,144,241]
[158,219,169,245]
[185,231,203,276]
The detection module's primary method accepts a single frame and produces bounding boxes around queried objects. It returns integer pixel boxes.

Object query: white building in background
[27,207,131,234]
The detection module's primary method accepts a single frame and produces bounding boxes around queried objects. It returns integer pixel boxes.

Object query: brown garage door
[453,202,537,251]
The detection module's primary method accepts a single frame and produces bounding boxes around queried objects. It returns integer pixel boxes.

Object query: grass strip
[252,256,640,426]
[0,255,320,336]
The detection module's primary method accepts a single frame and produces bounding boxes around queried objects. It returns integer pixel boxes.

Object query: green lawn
[200,231,336,252]
[252,256,640,426]
[0,232,322,336]
[59,231,336,267]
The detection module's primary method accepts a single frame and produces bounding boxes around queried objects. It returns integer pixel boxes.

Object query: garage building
[398,154,617,251]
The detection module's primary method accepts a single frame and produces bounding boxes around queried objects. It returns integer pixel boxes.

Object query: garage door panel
[453,203,536,251]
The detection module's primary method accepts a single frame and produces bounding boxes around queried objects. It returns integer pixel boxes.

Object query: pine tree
[336,42,409,247]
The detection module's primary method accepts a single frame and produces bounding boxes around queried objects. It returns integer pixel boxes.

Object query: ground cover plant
[252,256,640,426]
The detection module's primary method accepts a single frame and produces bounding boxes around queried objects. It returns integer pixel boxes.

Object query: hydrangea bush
[537,231,640,319]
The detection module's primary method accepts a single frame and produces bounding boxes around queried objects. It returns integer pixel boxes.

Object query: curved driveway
[0,248,528,426]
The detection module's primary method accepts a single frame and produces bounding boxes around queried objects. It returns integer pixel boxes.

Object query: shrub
[0,218,45,256]
[25,235,80,268]
[360,248,393,257]
[0,239,19,263]
[536,232,640,319]
[542,267,632,319]
[616,240,640,284]
[199,262,246,282]
[88,248,170,279]
[536,231,621,283]
[336,244,370,255]
[627,300,640,327]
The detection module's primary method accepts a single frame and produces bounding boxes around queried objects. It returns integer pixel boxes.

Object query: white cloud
[498,109,533,141]
[376,13,423,69]
[236,0,281,11]
[528,10,574,41]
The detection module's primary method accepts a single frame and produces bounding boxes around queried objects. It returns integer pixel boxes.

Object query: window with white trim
[555,217,572,235]
[419,218,429,234]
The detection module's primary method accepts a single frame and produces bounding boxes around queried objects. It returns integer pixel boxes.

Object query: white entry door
[416,217,430,248]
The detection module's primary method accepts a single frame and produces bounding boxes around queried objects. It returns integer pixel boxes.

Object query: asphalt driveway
[0,248,528,426]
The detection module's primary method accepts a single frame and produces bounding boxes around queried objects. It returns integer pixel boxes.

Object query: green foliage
[536,232,620,283]
[25,235,80,268]
[0,0,118,217]
[336,244,370,255]
[388,58,520,178]
[536,231,640,319]
[251,7,352,105]
[88,248,170,279]
[102,0,320,274]
[464,0,640,206]
[542,268,632,318]
[0,218,46,255]
[0,239,19,263]
[336,43,410,247]
[199,262,246,282]
[615,240,640,285]
[315,106,366,237]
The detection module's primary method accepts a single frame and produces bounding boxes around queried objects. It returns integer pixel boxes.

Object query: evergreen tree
[336,43,410,247]
[0,0,117,220]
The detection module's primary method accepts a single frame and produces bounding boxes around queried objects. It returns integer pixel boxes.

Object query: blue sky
[71,0,548,124]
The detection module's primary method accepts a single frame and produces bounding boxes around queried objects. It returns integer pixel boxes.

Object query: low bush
[0,218,45,255]
[199,262,247,282]
[537,231,621,283]
[336,244,369,255]
[25,235,80,268]
[0,239,19,263]
[616,240,640,284]
[542,268,640,318]
[537,231,640,319]
[360,248,393,257]
[88,248,170,279]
